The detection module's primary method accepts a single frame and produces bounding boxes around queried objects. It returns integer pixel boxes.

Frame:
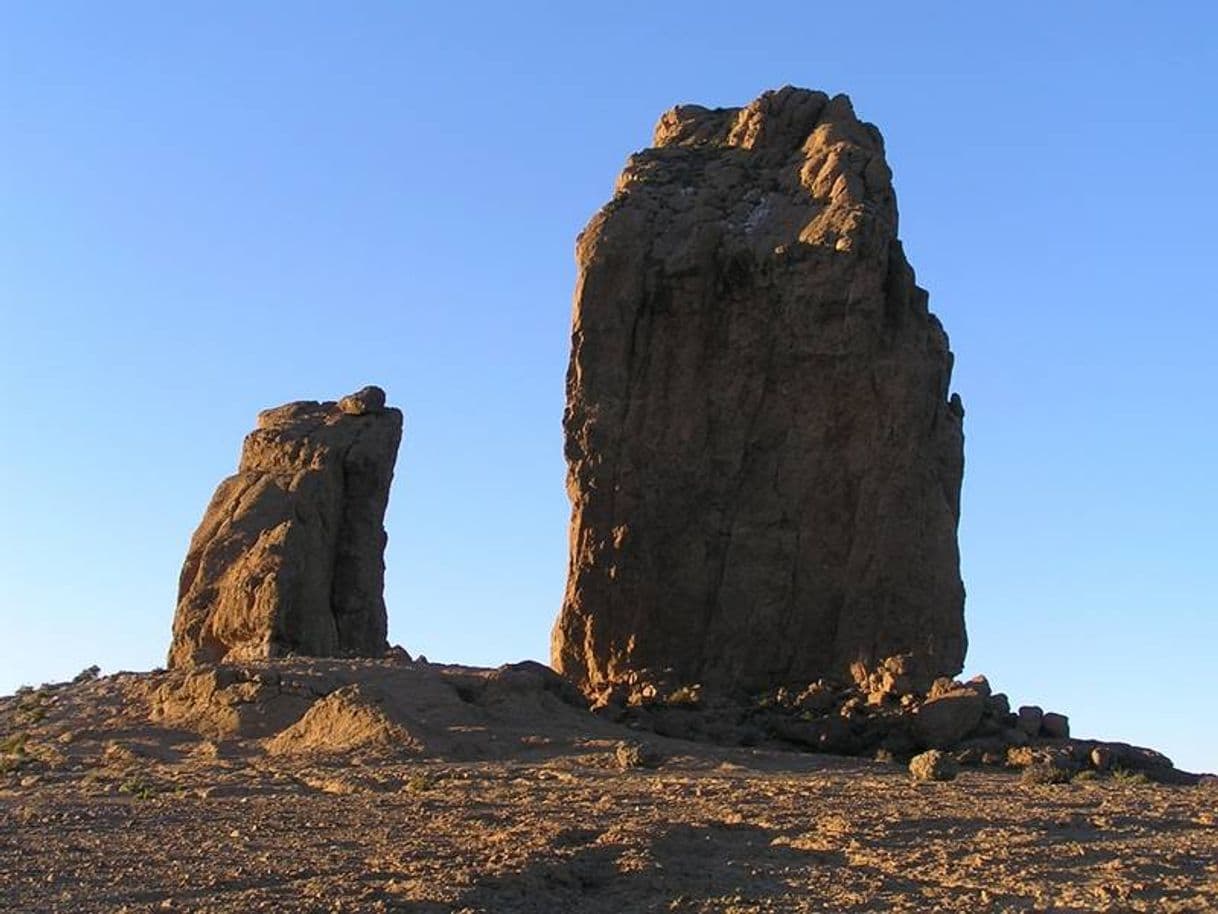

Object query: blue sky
[2,3,1215,772]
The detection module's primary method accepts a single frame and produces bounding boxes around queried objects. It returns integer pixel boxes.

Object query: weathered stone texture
[168,387,402,668]
[912,685,986,749]
[553,87,966,694]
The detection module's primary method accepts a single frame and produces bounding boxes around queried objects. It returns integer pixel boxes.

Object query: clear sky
[2,3,1215,772]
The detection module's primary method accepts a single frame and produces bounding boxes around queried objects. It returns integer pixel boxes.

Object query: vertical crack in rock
[553,87,966,694]
[168,386,402,668]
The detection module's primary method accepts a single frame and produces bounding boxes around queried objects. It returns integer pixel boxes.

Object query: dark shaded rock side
[587,672,1204,785]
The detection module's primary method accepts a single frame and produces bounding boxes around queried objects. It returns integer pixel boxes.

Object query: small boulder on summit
[338,385,387,416]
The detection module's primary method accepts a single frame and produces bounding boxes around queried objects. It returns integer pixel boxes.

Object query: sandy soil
[1,663,1215,913]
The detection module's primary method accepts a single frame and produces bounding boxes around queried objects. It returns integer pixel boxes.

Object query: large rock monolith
[552,87,966,694]
[168,386,403,668]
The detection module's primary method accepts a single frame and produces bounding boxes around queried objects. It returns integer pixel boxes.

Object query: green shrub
[1111,766,1151,785]
[1021,763,1072,785]
[118,778,156,800]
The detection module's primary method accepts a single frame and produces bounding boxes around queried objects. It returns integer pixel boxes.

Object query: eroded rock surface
[554,87,966,693]
[168,387,402,668]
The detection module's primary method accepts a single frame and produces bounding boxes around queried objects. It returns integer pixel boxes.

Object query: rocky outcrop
[912,685,986,749]
[168,387,402,668]
[553,86,966,694]
[589,672,1203,784]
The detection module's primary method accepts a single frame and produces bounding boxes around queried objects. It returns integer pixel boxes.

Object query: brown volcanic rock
[168,387,402,668]
[912,686,986,749]
[553,87,966,694]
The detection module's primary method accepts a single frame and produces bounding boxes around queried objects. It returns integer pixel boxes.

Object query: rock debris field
[2,661,1216,913]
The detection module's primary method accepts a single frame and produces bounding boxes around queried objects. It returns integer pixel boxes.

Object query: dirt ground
[2,662,1215,913]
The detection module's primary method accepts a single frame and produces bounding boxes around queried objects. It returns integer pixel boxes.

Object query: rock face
[168,387,403,668]
[553,87,966,694]
[912,685,986,749]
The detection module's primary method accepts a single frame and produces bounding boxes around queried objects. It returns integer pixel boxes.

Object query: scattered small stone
[909,750,958,782]
[1007,745,1072,770]
[955,747,983,767]
[614,741,662,770]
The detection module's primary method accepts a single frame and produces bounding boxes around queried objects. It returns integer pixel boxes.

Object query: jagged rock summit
[168,386,403,668]
[553,87,966,695]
